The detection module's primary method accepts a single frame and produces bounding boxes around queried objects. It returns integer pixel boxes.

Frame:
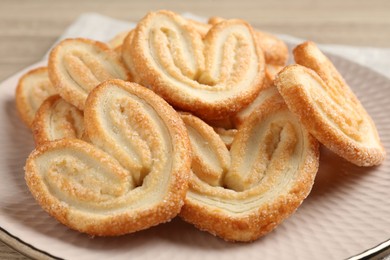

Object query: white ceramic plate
[0,55,390,260]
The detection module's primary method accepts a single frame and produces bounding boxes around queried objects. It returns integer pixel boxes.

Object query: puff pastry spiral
[275,41,385,166]
[49,38,130,110]
[15,67,57,128]
[180,94,319,241]
[25,79,191,236]
[122,10,265,120]
[32,95,84,146]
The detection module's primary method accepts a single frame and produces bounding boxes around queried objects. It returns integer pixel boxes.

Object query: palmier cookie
[15,67,57,128]
[48,38,131,110]
[25,79,191,236]
[208,16,288,66]
[275,41,385,166]
[122,10,265,120]
[179,99,319,242]
[32,95,84,146]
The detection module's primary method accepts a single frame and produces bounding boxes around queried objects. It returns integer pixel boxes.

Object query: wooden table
[1,0,389,259]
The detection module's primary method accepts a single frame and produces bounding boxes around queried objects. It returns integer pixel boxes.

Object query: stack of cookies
[15,10,385,242]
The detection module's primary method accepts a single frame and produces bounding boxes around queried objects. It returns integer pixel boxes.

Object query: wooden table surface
[1,0,389,259]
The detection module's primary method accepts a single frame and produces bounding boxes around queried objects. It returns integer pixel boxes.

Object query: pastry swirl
[275,41,385,166]
[25,79,191,236]
[48,38,130,110]
[15,67,57,128]
[32,95,84,146]
[180,98,319,241]
[123,10,265,120]
[208,16,288,66]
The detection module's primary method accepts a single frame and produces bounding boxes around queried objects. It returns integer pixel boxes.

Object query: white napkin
[48,12,390,79]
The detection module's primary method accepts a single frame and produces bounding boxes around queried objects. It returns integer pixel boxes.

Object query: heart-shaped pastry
[48,38,131,110]
[122,10,265,120]
[25,79,191,236]
[15,67,57,128]
[275,41,385,166]
[32,95,84,146]
[179,92,319,241]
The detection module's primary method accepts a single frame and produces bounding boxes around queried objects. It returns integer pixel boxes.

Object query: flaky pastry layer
[180,98,319,241]
[25,79,191,236]
[32,95,84,146]
[122,10,265,120]
[275,41,385,166]
[48,38,130,110]
[15,67,57,128]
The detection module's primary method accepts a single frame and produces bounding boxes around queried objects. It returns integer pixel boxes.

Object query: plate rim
[0,226,60,260]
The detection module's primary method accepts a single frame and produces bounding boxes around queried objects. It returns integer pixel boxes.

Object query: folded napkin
[47,12,390,79]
